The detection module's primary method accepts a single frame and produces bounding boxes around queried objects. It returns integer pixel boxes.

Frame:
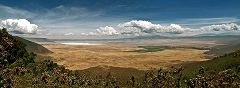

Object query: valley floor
[42,39,214,70]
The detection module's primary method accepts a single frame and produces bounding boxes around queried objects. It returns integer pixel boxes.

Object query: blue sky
[0,0,240,36]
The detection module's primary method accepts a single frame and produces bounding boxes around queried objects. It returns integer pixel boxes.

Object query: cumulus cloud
[118,20,185,34]
[96,26,119,35]
[95,20,240,35]
[0,19,38,34]
[95,20,187,35]
[200,23,240,32]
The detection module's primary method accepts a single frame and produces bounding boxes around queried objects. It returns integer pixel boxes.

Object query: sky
[0,0,240,38]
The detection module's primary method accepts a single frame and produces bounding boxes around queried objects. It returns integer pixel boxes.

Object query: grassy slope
[182,36,240,77]
[14,36,52,54]
[206,43,240,56]
[78,65,145,82]
[193,35,240,57]
[182,50,240,79]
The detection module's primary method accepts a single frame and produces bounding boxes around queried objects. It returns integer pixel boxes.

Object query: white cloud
[118,20,185,34]
[200,23,240,32]
[96,26,119,35]
[0,4,105,35]
[95,20,187,35]
[94,20,240,36]
[0,19,38,34]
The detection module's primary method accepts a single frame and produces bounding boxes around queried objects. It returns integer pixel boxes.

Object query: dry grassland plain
[42,39,217,70]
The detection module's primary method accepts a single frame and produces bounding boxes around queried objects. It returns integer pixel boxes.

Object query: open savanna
[42,39,215,70]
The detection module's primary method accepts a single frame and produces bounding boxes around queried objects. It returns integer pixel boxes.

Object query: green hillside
[183,50,240,77]
[14,36,52,54]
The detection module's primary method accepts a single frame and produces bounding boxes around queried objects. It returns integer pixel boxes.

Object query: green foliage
[0,28,9,37]
[134,46,208,53]
[132,46,173,53]
[0,28,34,68]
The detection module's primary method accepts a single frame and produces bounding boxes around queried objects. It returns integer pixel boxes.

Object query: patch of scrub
[132,46,174,53]
[130,46,210,53]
